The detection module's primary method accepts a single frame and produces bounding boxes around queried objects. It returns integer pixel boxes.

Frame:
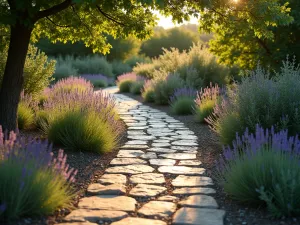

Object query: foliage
[53,56,78,81]
[18,103,34,130]
[171,97,195,115]
[0,45,55,96]
[133,62,159,79]
[0,127,76,221]
[153,75,185,105]
[130,81,144,95]
[142,80,156,102]
[216,125,300,217]
[124,55,151,68]
[80,74,114,88]
[207,59,300,145]
[170,87,197,103]
[140,26,200,58]
[117,73,144,92]
[111,60,132,77]
[51,77,93,94]
[48,111,118,153]
[195,84,221,123]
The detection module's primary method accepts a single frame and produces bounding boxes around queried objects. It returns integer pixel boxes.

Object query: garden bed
[123,92,300,225]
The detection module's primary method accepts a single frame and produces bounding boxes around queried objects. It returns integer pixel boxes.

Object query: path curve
[59,87,225,225]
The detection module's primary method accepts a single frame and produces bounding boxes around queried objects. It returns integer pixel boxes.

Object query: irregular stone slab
[87,183,126,195]
[172,207,225,225]
[168,125,185,128]
[59,222,98,225]
[153,139,170,143]
[127,131,146,135]
[98,174,127,185]
[111,217,167,225]
[182,150,198,154]
[152,143,171,147]
[172,175,214,187]
[138,201,176,218]
[159,153,196,160]
[179,195,218,208]
[157,195,179,202]
[150,124,167,128]
[173,135,197,140]
[141,152,157,159]
[63,209,128,223]
[130,173,165,184]
[173,187,216,195]
[149,159,176,166]
[171,146,198,151]
[172,141,198,146]
[127,136,156,141]
[147,148,177,153]
[127,126,148,130]
[130,184,167,197]
[117,150,144,158]
[132,116,147,121]
[176,130,194,135]
[126,123,147,127]
[178,160,202,166]
[121,145,148,149]
[110,158,147,165]
[126,140,148,145]
[106,165,154,174]
[78,196,136,212]
[158,166,205,175]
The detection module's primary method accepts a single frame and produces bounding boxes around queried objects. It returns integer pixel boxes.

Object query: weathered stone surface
[127,136,156,141]
[153,139,170,143]
[152,143,171,147]
[121,145,148,149]
[126,140,148,145]
[173,187,216,195]
[172,141,198,146]
[173,135,197,140]
[106,165,154,174]
[179,195,218,209]
[58,222,98,225]
[157,195,179,202]
[171,146,198,151]
[140,152,157,159]
[147,148,177,153]
[150,159,176,166]
[138,201,176,218]
[110,158,147,165]
[78,196,136,212]
[150,124,167,128]
[130,184,167,197]
[158,166,205,175]
[127,126,148,130]
[126,122,147,127]
[63,209,128,223]
[127,131,146,135]
[87,183,126,195]
[172,207,225,225]
[97,174,127,185]
[172,175,213,187]
[178,160,202,166]
[175,130,194,135]
[117,150,144,158]
[111,217,167,225]
[159,153,196,160]
[130,173,165,184]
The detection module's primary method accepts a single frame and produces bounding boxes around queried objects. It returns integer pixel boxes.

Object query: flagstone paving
[57,87,225,225]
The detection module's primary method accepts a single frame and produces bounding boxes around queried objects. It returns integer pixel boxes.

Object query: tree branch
[46,16,71,28]
[96,5,126,26]
[256,38,272,55]
[34,0,73,21]
[71,5,93,37]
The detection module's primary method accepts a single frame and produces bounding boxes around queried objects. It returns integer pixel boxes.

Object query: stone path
[58,87,225,225]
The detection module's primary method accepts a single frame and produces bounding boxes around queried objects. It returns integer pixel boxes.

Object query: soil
[123,92,300,225]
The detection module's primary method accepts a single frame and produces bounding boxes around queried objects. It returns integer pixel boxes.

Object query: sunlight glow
[156,11,198,29]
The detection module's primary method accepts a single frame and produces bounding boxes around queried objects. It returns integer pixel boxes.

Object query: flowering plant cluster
[169,87,197,103]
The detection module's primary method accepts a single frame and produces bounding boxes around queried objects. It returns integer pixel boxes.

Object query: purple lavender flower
[195,83,222,107]
[170,87,197,103]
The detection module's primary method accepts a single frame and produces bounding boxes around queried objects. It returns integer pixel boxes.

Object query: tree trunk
[0,24,32,131]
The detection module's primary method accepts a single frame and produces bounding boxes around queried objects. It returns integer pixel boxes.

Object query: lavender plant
[51,76,93,94]
[216,125,300,217]
[80,74,114,88]
[0,126,76,221]
[194,83,221,123]
[141,79,156,102]
[170,87,197,115]
[117,73,144,92]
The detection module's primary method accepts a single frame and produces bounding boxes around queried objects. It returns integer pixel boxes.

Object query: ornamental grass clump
[41,83,124,153]
[51,76,93,94]
[130,81,145,95]
[141,80,156,102]
[216,125,300,217]
[0,126,76,221]
[195,83,221,123]
[207,59,300,145]
[18,92,38,130]
[116,73,144,92]
[170,87,197,115]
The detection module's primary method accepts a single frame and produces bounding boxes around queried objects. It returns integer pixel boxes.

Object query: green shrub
[195,99,215,122]
[111,60,131,77]
[53,61,78,81]
[130,81,144,95]
[133,62,158,79]
[0,45,55,97]
[141,80,156,102]
[48,111,118,153]
[171,97,195,115]
[17,103,35,130]
[207,59,300,145]
[217,126,300,217]
[124,55,151,68]
[92,79,107,88]
[119,80,134,92]
[153,75,185,105]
